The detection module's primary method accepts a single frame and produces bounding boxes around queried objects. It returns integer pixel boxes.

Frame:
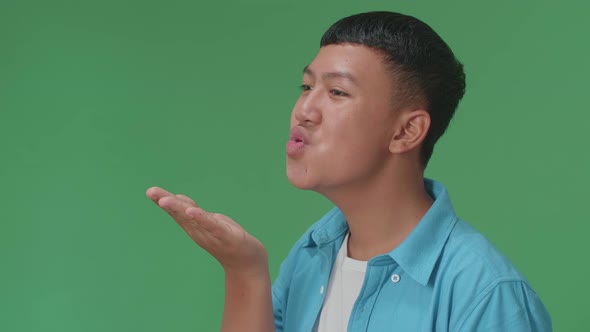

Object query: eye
[330,89,348,97]
[300,84,312,92]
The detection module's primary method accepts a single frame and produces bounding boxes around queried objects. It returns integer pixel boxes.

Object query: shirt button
[391,274,401,283]
[320,285,325,294]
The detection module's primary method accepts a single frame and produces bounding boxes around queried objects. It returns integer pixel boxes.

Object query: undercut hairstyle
[321,11,466,167]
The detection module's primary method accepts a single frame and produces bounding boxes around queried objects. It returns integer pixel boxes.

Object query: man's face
[286,43,400,194]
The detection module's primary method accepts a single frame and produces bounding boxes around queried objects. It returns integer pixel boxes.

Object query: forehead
[305,44,392,87]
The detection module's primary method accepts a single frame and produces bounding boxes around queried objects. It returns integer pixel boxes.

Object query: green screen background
[1,0,588,331]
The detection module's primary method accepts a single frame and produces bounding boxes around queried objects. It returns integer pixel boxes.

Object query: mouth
[287,127,308,156]
[289,127,308,145]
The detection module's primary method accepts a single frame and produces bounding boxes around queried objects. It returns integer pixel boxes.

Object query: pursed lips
[286,126,309,156]
[289,126,309,144]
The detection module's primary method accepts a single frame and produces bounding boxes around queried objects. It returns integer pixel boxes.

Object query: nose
[293,89,322,126]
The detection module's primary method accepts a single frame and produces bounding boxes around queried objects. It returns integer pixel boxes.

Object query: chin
[286,164,316,190]
[287,173,313,190]
[288,179,315,190]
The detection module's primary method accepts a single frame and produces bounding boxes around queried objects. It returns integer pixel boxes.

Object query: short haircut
[320,11,466,167]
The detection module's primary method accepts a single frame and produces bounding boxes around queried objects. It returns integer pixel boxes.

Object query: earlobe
[389,110,430,154]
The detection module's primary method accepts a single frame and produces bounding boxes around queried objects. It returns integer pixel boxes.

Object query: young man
[146,11,552,332]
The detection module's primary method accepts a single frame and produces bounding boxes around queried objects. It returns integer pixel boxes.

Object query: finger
[157,196,204,235]
[158,197,211,244]
[158,196,192,221]
[175,194,199,208]
[186,207,232,240]
[146,186,175,205]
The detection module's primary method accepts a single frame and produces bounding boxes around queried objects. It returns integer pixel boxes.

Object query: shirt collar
[302,206,349,248]
[303,178,458,286]
[388,179,458,286]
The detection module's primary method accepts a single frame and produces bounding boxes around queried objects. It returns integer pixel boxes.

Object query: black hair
[321,11,466,167]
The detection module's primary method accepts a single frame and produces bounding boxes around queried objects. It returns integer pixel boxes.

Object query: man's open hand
[146,187,268,275]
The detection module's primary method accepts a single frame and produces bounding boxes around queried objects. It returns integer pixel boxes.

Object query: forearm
[220,267,275,332]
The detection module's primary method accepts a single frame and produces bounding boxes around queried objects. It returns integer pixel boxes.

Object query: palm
[146,187,268,273]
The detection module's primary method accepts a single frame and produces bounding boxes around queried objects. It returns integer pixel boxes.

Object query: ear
[389,110,430,154]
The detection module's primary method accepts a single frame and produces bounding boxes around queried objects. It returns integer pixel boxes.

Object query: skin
[146,43,434,331]
[145,187,274,332]
[288,44,433,259]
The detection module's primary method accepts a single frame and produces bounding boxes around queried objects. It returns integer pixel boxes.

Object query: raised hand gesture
[146,186,268,275]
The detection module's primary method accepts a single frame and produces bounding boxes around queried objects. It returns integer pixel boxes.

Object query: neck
[321,162,433,261]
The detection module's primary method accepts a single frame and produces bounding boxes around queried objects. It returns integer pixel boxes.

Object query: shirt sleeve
[456,279,552,332]
[271,237,306,332]
[271,266,288,332]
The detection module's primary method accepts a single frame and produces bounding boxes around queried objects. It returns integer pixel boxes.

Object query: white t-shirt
[314,232,368,332]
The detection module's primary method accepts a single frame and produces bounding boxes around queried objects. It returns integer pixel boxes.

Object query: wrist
[224,261,270,281]
[222,245,269,277]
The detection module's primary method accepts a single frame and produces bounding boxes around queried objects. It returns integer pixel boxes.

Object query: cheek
[326,112,386,149]
[323,116,390,167]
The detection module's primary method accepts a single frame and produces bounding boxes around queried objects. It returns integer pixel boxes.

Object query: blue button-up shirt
[272,179,552,331]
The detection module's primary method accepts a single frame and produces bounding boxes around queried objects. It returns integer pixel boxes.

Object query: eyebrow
[303,65,359,86]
